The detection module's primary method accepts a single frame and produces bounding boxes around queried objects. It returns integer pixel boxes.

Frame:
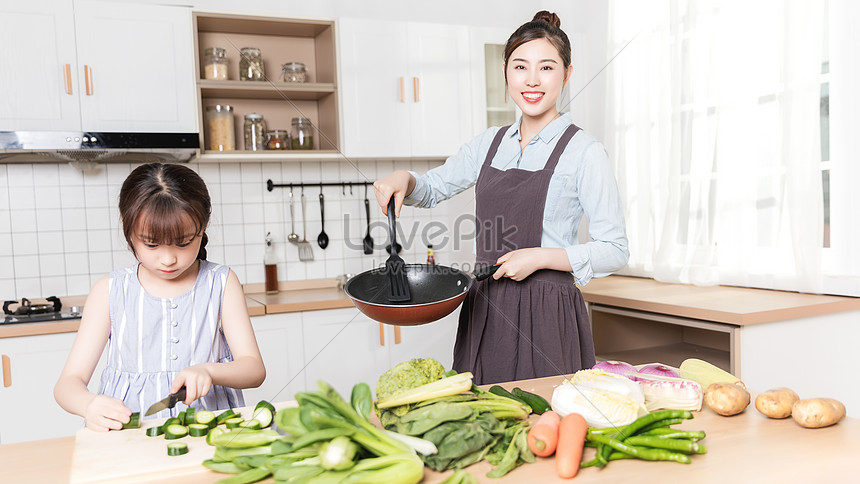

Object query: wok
[344,263,499,326]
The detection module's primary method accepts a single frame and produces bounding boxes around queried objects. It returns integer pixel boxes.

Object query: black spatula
[385,197,411,302]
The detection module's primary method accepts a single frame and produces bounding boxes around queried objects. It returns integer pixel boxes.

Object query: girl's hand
[85,394,132,432]
[172,364,214,404]
[373,170,415,218]
[494,247,572,281]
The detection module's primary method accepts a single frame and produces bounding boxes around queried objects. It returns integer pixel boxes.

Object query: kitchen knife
[144,387,187,416]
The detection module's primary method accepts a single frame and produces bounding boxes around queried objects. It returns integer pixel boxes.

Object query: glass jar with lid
[203,47,228,80]
[243,113,265,151]
[265,129,289,150]
[290,117,314,150]
[281,62,308,83]
[205,105,235,151]
[239,47,265,81]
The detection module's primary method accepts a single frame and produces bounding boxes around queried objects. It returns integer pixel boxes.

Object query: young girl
[54,163,266,431]
[373,11,629,385]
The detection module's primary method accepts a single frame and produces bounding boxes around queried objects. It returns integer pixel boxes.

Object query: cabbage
[551,383,648,428]
[570,369,645,404]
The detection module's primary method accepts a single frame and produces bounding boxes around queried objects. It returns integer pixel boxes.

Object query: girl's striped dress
[98,260,244,418]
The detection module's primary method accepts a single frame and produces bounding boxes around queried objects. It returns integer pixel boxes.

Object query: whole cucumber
[512,387,551,415]
[488,385,528,406]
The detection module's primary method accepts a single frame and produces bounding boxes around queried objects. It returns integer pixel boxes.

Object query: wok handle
[378,323,385,346]
[473,263,502,281]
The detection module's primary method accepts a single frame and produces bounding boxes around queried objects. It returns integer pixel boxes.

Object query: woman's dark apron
[452,124,595,385]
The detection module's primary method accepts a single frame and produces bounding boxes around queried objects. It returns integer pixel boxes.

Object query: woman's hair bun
[532,10,561,29]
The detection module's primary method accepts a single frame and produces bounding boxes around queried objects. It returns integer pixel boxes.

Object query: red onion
[592,360,638,380]
[637,364,680,378]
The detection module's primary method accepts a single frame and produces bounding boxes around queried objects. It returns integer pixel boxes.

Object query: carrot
[528,410,561,457]
[556,413,588,479]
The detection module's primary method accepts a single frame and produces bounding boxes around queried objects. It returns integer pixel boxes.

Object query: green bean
[624,436,701,454]
[635,418,685,434]
[640,428,706,441]
[588,433,691,464]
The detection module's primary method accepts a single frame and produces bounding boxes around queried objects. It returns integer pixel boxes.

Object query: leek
[377,373,473,409]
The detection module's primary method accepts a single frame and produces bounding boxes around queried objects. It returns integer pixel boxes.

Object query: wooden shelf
[199,80,335,100]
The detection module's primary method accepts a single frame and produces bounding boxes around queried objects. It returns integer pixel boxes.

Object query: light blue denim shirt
[405,113,629,286]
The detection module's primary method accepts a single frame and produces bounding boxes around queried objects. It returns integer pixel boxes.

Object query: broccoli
[376,358,446,402]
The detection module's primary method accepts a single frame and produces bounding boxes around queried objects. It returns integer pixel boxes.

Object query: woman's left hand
[494,247,572,281]
[172,364,214,404]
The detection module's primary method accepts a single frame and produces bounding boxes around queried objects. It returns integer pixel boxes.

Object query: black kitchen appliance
[2,296,82,324]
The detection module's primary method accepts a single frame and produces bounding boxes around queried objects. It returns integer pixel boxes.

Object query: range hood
[0,131,200,164]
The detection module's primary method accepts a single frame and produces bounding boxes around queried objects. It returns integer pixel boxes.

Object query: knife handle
[172,386,187,405]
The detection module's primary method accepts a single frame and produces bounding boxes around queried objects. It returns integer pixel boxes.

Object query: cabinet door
[301,308,390,399]
[407,23,473,157]
[0,0,82,131]
[338,18,411,158]
[0,333,85,444]
[244,313,307,405]
[387,312,459,370]
[73,1,197,132]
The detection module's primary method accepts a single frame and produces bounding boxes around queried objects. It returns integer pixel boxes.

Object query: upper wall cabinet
[0,0,197,133]
[338,19,473,159]
[192,13,339,158]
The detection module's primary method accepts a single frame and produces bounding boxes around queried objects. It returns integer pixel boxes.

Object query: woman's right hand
[372,170,415,218]
[85,394,132,432]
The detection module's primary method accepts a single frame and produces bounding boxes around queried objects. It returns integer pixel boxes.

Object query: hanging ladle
[287,187,300,245]
[317,187,329,249]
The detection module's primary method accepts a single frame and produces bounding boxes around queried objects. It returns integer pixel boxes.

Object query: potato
[704,382,750,416]
[755,387,800,419]
[791,398,846,429]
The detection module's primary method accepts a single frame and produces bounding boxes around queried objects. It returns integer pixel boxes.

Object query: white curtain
[604,0,827,293]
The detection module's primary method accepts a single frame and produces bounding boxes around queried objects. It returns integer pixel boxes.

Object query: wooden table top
[3,375,858,483]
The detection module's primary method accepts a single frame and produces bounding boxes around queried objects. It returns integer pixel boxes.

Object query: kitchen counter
[579,275,860,325]
[3,375,858,483]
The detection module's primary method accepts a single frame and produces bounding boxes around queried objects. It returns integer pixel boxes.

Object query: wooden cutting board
[69,401,296,484]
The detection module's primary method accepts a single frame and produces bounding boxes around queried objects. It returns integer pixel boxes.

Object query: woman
[373,11,628,385]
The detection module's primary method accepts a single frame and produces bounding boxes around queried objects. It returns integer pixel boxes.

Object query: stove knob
[69,306,82,317]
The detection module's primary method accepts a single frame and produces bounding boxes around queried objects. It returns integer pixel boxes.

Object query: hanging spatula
[385,197,411,302]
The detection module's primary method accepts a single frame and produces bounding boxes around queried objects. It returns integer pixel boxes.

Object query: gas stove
[2,296,82,324]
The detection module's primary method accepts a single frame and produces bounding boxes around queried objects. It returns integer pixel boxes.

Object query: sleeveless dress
[452,124,596,385]
[98,260,244,418]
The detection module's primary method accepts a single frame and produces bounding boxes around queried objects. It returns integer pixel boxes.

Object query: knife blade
[144,387,187,416]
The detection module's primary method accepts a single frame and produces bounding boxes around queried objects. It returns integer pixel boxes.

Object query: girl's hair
[503,11,572,79]
[119,163,211,260]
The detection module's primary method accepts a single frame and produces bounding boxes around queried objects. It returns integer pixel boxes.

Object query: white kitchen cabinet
[244,312,307,405]
[0,0,196,132]
[0,332,105,444]
[338,18,473,158]
[300,307,459,399]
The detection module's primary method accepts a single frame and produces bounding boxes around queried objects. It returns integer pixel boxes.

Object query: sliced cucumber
[163,417,182,428]
[121,412,140,429]
[177,410,187,426]
[164,424,189,440]
[167,442,189,456]
[255,400,276,415]
[216,409,237,423]
[206,426,226,446]
[224,417,245,429]
[251,407,273,429]
[184,407,196,425]
[195,410,217,427]
[188,423,210,437]
[145,425,164,437]
[238,419,262,430]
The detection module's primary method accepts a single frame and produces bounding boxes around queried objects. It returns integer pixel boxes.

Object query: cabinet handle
[394,326,401,345]
[64,64,73,95]
[378,323,385,346]
[2,354,10,388]
[84,65,93,96]
[413,77,420,102]
[399,77,405,103]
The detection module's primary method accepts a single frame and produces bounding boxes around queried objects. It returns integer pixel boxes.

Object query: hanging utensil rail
[266,180,373,192]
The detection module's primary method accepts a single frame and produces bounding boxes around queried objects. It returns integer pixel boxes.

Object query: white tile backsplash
[0,159,454,300]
